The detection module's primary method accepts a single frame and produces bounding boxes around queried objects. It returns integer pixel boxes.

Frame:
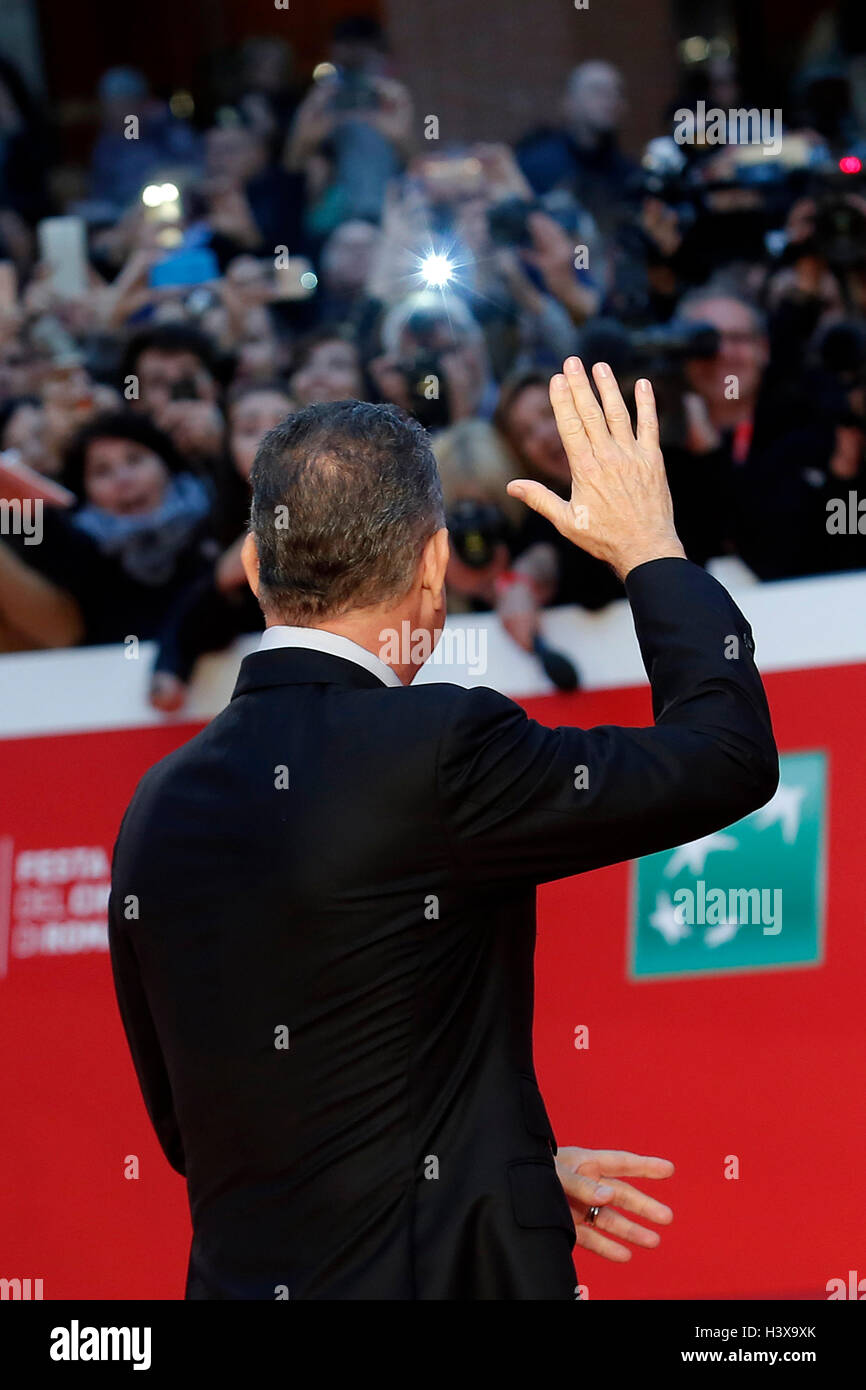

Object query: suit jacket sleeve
[436,557,779,886]
[107,877,186,1177]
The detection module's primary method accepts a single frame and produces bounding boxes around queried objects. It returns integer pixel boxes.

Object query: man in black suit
[109,358,778,1299]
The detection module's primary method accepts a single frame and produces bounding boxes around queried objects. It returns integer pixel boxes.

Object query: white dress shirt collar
[258,625,403,688]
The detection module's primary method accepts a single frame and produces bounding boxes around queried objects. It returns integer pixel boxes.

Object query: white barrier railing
[1,560,865,739]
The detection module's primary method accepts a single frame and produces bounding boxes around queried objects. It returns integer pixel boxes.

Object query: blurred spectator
[234,37,300,157]
[149,380,295,709]
[199,120,306,265]
[288,328,365,406]
[492,368,622,650]
[671,285,866,578]
[372,291,495,426]
[517,62,635,231]
[227,380,295,483]
[89,66,202,215]
[1,411,216,647]
[0,394,43,467]
[122,322,222,417]
[314,218,383,345]
[285,17,412,231]
[432,419,522,613]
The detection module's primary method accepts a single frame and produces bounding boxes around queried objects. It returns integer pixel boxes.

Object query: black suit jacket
[108,558,778,1300]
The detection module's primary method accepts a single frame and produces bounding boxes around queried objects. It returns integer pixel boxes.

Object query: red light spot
[839,155,862,174]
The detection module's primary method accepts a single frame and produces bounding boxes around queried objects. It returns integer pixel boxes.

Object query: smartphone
[148,247,220,290]
[487,196,538,249]
[411,153,486,200]
[37,217,89,299]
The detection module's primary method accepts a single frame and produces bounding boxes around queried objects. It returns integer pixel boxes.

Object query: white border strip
[0,564,864,739]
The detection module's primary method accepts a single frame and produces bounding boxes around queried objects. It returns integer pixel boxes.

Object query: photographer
[119,323,226,469]
[669,286,866,577]
[370,291,497,429]
[766,189,866,366]
[284,17,412,229]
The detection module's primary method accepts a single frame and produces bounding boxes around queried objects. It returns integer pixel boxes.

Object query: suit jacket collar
[231,646,396,698]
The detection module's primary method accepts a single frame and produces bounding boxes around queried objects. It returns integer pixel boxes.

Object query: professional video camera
[775,191,866,274]
[574,316,723,451]
[575,316,720,375]
[635,133,866,273]
[631,137,800,267]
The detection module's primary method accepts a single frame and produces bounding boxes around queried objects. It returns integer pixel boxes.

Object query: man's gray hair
[250,399,445,624]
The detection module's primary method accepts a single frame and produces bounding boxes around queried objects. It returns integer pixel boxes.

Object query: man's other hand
[555,1145,675,1262]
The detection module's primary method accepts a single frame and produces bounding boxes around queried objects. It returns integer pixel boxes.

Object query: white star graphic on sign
[753,783,807,844]
[648,892,692,944]
[704,916,740,947]
[664,832,738,878]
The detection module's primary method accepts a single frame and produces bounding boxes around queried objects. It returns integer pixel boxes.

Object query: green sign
[630,751,826,980]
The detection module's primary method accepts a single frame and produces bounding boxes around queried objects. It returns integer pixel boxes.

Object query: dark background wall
[21,0,859,166]
[383,0,678,153]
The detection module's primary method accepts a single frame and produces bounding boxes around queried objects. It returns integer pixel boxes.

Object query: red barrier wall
[1,663,864,1299]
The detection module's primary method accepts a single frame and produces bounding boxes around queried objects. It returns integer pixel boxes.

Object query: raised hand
[507,357,685,582]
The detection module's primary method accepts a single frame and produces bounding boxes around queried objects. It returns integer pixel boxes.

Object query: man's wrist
[610,538,687,583]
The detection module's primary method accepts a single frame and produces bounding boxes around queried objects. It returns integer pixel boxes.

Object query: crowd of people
[1,16,865,706]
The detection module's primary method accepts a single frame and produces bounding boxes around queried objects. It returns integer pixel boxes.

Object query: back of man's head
[250,399,445,626]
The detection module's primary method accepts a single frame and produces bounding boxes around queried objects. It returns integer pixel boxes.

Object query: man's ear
[421,526,450,606]
[241,531,260,597]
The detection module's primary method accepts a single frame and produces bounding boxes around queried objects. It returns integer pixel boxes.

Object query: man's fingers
[563,356,610,451]
[589,1178,673,1227]
[574,1225,633,1262]
[579,1150,675,1180]
[559,1171,617,1210]
[591,361,634,445]
[548,372,593,470]
[578,1203,663,1250]
[558,1162,675,1228]
[506,478,570,531]
[635,376,661,453]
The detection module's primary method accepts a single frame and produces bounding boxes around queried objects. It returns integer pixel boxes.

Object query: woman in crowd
[492,369,623,650]
[0,411,215,649]
[149,381,295,710]
[288,328,367,406]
